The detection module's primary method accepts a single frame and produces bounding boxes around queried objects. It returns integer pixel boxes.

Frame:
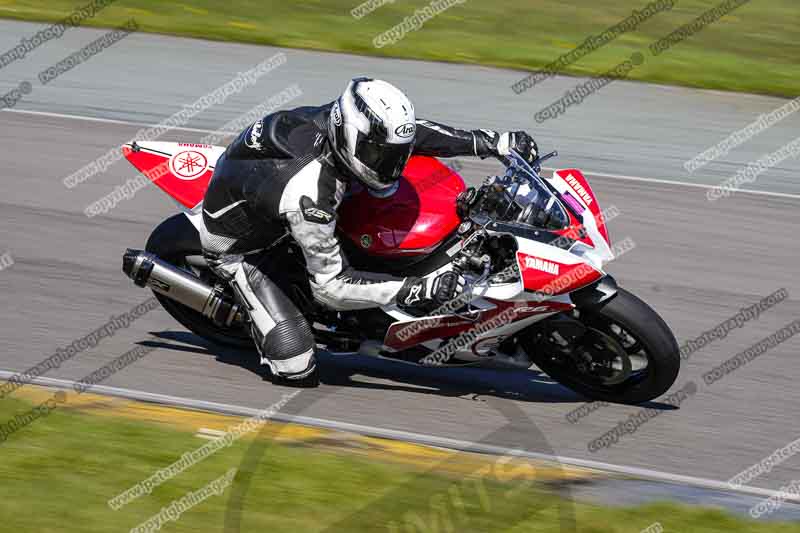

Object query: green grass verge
[0,0,798,97]
[1,392,800,532]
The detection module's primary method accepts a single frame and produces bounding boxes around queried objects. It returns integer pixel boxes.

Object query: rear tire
[523,288,680,404]
[146,215,254,350]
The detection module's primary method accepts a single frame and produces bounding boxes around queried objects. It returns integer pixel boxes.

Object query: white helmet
[328,77,416,191]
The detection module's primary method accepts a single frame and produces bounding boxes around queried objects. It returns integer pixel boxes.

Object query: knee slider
[262,315,314,360]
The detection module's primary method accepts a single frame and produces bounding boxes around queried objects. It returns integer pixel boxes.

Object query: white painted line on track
[2,369,797,505]
[4,107,800,201]
[546,167,800,201]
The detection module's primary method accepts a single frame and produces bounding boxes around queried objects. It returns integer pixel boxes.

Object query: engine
[451,232,520,284]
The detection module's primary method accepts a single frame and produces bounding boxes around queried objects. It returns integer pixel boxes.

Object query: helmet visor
[354,134,413,188]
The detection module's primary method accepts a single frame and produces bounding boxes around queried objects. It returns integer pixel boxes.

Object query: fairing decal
[382,298,571,351]
[122,141,225,210]
[516,251,602,295]
[514,236,604,295]
[546,168,613,262]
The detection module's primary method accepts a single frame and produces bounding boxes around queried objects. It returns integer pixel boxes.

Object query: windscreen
[513,179,570,230]
[505,151,569,230]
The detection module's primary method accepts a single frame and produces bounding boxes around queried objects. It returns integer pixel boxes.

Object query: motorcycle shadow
[141,331,676,409]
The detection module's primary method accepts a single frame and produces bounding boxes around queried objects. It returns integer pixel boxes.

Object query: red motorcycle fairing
[547,168,611,250]
[337,156,465,256]
[122,142,222,210]
[516,250,603,296]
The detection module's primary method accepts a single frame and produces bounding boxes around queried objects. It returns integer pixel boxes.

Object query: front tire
[522,288,680,404]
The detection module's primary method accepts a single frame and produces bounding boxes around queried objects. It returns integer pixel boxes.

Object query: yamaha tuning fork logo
[169,150,209,180]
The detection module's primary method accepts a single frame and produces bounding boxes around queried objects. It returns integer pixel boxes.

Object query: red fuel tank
[338,156,465,256]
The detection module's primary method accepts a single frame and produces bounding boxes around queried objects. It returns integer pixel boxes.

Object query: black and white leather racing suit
[199,103,501,378]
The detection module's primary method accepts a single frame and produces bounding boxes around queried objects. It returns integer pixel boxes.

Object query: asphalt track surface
[1,20,800,496]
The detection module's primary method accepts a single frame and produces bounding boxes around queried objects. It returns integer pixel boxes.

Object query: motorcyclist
[199,77,538,385]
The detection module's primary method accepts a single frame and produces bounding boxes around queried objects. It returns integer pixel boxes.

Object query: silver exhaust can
[122,249,242,326]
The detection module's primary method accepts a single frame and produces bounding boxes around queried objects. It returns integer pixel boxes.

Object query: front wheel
[520,288,680,404]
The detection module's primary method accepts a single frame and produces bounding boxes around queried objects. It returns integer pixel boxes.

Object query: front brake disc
[580,327,632,386]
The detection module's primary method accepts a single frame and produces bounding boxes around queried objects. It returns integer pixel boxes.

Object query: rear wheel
[520,288,679,404]
[146,215,254,349]
[150,255,254,349]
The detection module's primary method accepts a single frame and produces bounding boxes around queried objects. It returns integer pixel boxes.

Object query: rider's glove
[473,130,538,164]
[397,269,465,312]
[496,131,538,163]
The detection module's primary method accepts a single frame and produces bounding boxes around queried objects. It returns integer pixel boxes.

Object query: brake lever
[533,150,558,169]
[503,149,558,175]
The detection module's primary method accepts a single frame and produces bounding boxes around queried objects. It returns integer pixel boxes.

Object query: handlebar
[499,148,558,175]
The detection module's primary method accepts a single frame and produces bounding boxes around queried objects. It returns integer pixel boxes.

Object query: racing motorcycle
[121,141,679,404]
